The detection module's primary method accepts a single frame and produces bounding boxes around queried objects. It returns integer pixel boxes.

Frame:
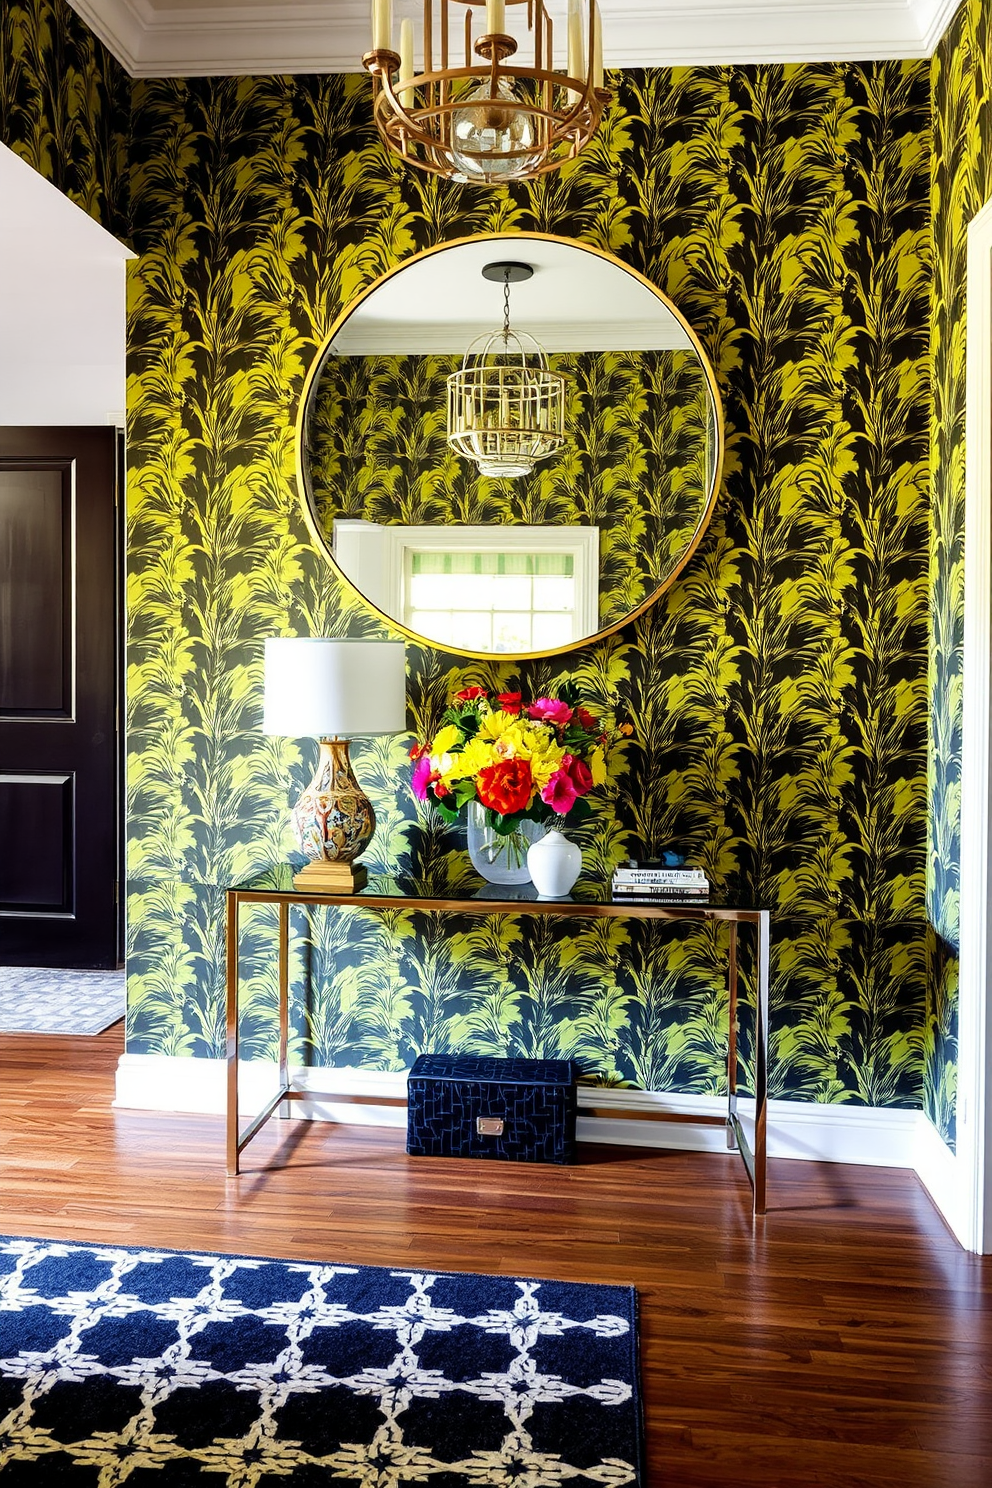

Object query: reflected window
[334,521,598,652]
[408,551,576,654]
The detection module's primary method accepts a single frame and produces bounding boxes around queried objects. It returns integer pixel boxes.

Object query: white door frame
[954,195,992,1252]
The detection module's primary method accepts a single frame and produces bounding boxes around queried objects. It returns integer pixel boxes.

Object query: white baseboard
[912,1114,965,1241]
[115,1054,925,1169]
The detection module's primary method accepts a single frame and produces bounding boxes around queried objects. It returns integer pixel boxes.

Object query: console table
[225,867,770,1216]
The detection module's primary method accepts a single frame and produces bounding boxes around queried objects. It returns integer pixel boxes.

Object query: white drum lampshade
[263,637,406,739]
[263,638,407,892]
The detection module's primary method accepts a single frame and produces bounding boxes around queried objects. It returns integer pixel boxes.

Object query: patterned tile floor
[0,966,124,1035]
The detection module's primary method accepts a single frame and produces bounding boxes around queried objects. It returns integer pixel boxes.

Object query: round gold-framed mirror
[297,233,724,660]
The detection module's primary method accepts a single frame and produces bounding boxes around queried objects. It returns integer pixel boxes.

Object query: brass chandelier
[363,0,608,184]
[447,262,566,478]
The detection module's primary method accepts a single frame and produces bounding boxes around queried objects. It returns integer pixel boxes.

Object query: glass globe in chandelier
[363,0,608,185]
[447,263,566,479]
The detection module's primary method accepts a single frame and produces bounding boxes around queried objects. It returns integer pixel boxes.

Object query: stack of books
[611,861,710,901]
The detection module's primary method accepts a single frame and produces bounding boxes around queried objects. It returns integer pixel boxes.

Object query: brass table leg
[226,893,300,1172]
[727,921,739,1151]
[753,910,770,1216]
[723,913,769,1217]
[278,901,289,1118]
[225,891,240,1176]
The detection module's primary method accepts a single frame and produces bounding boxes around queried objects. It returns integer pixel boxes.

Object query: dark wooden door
[0,428,121,968]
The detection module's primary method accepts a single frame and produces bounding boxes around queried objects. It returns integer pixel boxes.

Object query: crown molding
[67,0,963,79]
[68,0,144,75]
[916,0,965,53]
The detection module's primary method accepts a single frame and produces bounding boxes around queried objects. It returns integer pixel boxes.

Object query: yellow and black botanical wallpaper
[927,0,992,1146]
[0,0,128,240]
[122,62,933,1111]
[306,347,714,627]
[5,0,960,1126]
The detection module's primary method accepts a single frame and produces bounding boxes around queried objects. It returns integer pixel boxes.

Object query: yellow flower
[528,736,566,789]
[448,736,496,780]
[431,724,461,757]
[589,746,608,787]
[479,711,531,759]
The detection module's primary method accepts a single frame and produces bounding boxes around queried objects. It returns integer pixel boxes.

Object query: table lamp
[263,637,406,893]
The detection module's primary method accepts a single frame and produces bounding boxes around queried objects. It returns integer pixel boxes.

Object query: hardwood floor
[1,1024,990,1487]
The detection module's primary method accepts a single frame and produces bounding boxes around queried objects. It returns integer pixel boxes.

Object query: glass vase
[466,801,545,885]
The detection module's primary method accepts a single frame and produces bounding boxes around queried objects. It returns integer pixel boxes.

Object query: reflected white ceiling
[330,238,696,356]
[68,0,963,78]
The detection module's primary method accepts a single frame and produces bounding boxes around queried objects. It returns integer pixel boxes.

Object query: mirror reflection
[300,235,722,657]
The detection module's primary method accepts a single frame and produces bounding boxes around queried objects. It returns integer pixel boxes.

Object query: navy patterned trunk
[406,1054,578,1163]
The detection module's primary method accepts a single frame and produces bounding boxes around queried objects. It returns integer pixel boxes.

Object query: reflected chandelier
[363,0,608,184]
[447,262,566,479]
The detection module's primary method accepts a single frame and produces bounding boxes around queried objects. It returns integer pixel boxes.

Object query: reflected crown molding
[330,320,695,358]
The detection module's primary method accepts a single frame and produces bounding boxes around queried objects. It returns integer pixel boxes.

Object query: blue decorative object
[0,1235,642,1483]
[407,1053,578,1163]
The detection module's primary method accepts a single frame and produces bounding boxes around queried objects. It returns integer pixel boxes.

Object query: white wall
[0,143,133,427]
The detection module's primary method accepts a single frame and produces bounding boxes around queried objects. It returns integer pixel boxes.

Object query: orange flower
[476,758,533,816]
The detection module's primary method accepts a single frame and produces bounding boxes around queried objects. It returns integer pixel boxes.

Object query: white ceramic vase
[527,829,582,898]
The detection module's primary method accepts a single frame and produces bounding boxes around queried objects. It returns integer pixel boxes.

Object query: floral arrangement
[410,682,628,834]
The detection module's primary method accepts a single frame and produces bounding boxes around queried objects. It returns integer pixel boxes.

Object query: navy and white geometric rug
[0,967,124,1035]
[0,1235,643,1483]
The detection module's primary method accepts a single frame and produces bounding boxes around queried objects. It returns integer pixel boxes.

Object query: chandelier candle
[372,0,392,52]
[398,17,415,107]
[567,0,585,105]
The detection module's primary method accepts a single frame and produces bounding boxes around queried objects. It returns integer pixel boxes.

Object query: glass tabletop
[229,863,769,914]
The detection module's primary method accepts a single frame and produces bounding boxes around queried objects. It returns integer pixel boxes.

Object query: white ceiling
[331,237,696,355]
[0,145,133,426]
[68,0,963,78]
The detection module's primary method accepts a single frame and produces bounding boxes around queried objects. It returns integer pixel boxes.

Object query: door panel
[0,773,72,909]
[0,428,120,967]
[0,467,70,715]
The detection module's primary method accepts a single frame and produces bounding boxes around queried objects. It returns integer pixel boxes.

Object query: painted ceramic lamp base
[467,802,544,885]
[527,829,582,898]
[293,737,375,862]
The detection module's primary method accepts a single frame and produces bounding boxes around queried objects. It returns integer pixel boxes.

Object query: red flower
[454,686,487,702]
[561,754,593,797]
[476,758,533,816]
[497,691,522,714]
[576,707,599,733]
[409,741,429,760]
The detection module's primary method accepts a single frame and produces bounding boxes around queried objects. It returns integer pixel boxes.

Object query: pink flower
[541,768,578,814]
[561,754,593,797]
[527,697,573,727]
[412,754,433,801]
